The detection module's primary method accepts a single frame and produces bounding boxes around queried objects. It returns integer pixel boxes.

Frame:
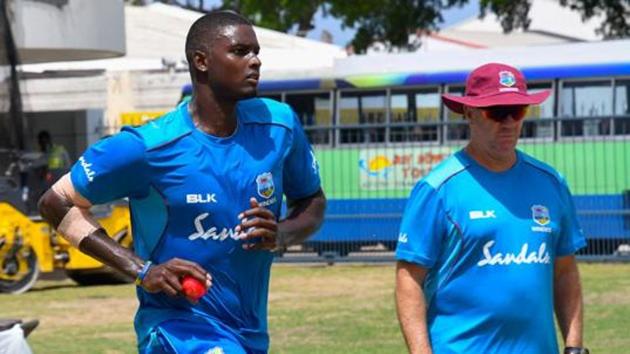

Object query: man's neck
[465,144,517,172]
[190,92,238,137]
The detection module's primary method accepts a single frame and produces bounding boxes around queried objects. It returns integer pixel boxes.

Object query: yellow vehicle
[0,150,133,294]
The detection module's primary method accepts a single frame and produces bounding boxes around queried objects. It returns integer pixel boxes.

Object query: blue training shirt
[396,149,585,354]
[71,98,321,351]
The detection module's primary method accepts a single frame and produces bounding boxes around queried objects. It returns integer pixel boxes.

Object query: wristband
[273,232,288,252]
[135,261,153,286]
[564,347,589,354]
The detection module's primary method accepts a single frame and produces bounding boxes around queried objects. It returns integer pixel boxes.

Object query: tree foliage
[480,0,629,40]
[557,0,630,39]
[221,0,469,52]
[156,0,630,53]
[327,0,468,52]
[221,0,323,36]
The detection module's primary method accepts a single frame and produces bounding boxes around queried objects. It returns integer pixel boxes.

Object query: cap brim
[442,90,551,114]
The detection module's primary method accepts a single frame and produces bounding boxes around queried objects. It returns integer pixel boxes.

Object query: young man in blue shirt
[39,11,326,354]
[395,63,588,354]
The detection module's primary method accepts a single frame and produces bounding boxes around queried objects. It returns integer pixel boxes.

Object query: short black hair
[37,130,51,141]
[185,10,252,64]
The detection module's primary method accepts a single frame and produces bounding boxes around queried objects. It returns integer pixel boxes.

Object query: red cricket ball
[181,275,207,300]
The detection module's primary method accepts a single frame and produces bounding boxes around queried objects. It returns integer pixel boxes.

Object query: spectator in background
[37,130,70,184]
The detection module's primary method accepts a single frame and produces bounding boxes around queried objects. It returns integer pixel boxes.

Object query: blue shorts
[141,319,266,354]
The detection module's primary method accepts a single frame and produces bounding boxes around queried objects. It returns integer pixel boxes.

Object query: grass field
[1,263,628,353]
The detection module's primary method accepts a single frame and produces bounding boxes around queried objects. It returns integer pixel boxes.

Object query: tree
[221,0,324,36]
[156,0,630,53]
[327,0,468,52]
[220,0,466,51]
[557,0,629,38]
[480,0,630,40]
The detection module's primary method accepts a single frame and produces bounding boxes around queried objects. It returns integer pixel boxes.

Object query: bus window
[390,88,440,143]
[521,82,554,139]
[560,80,613,137]
[614,79,630,135]
[285,92,332,145]
[444,86,469,141]
[339,91,386,144]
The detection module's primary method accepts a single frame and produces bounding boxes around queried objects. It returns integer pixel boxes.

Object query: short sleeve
[70,130,150,204]
[282,114,321,200]
[555,178,587,256]
[395,181,446,268]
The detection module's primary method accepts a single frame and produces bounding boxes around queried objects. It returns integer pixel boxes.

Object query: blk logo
[186,193,217,204]
[469,210,496,220]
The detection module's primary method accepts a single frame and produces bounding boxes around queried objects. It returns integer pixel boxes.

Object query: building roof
[23,2,346,77]
[336,39,630,77]
[431,0,606,49]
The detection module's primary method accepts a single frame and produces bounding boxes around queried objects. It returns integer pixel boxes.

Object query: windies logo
[531,205,550,226]
[205,346,224,354]
[256,172,275,199]
[499,71,516,87]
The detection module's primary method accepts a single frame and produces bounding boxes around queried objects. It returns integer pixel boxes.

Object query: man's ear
[192,50,209,72]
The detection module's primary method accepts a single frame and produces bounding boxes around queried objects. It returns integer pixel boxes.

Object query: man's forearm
[277,189,326,247]
[396,263,432,354]
[78,230,144,279]
[38,174,145,279]
[554,256,584,347]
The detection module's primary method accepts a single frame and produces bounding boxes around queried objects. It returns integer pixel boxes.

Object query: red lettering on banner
[393,154,412,165]
[417,153,446,165]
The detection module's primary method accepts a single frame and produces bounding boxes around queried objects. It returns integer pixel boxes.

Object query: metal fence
[278,116,630,263]
[20,115,629,263]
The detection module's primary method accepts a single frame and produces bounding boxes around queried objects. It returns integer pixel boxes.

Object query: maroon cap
[442,63,550,114]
